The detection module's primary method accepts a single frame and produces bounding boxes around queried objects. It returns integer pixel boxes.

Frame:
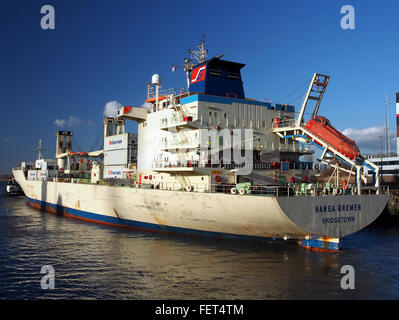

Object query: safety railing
[147,88,176,100]
[93,180,385,197]
[25,175,387,197]
[160,112,197,129]
[273,119,297,129]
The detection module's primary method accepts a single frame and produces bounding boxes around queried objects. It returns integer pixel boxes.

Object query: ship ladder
[296,73,330,127]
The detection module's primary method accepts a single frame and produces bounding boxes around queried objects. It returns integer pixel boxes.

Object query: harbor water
[0,181,398,300]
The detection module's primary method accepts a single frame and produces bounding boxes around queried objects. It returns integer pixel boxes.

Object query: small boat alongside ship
[12,39,388,251]
[3,178,24,197]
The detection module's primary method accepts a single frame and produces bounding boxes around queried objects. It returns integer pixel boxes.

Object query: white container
[104,133,137,151]
[41,162,48,171]
[103,166,125,179]
[35,159,44,169]
[104,149,128,165]
[28,170,37,181]
[38,171,47,180]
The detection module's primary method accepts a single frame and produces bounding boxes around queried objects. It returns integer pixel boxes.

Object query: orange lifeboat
[145,96,166,103]
[305,116,360,160]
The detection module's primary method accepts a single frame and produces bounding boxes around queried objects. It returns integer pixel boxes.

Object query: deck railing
[19,168,387,198]
[46,178,384,197]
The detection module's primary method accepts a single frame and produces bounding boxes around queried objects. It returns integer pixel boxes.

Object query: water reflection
[0,181,398,299]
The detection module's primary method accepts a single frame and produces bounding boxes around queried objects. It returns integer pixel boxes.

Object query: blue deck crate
[282,162,290,171]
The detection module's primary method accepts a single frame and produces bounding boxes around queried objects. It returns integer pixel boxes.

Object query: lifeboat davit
[305,116,360,160]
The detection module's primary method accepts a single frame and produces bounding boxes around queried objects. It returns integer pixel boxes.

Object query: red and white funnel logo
[191,65,207,84]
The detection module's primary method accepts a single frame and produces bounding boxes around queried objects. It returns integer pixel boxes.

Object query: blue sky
[0,0,398,173]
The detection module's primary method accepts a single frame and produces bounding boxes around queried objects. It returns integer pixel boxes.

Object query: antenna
[37,139,43,160]
[385,93,392,157]
[183,58,192,90]
[188,34,208,64]
[183,35,209,89]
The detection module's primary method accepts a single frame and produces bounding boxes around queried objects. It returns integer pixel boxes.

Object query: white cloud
[54,119,66,127]
[342,127,384,143]
[54,116,83,128]
[342,126,396,153]
[67,115,83,127]
[103,101,121,118]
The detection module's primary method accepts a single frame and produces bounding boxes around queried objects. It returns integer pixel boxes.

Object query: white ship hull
[13,169,388,250]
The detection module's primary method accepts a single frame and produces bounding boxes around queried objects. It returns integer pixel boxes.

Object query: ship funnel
[104,117,115,138]
[116,118,125,135]
[55,131,72,169]
[56,131,65,156]
[65,131,72,153]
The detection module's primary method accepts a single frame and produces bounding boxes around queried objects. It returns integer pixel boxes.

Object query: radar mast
[183,35,208,89]
[37,139,43,160]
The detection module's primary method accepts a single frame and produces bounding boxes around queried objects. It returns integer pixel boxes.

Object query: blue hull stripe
[27,197,341,251]
[299,239,339,251]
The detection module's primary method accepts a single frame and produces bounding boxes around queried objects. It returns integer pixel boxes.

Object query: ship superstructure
[120,40,315,189]
[12,40,388,251]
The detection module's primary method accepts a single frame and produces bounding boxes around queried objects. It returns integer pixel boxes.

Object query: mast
[189,35,208,64]
[385,93,391,157]
[183,58,191,90]
[37,139,43,160]
[183,35,209,90]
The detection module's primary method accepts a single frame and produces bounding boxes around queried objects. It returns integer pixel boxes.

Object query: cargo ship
[12,40,388,251]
